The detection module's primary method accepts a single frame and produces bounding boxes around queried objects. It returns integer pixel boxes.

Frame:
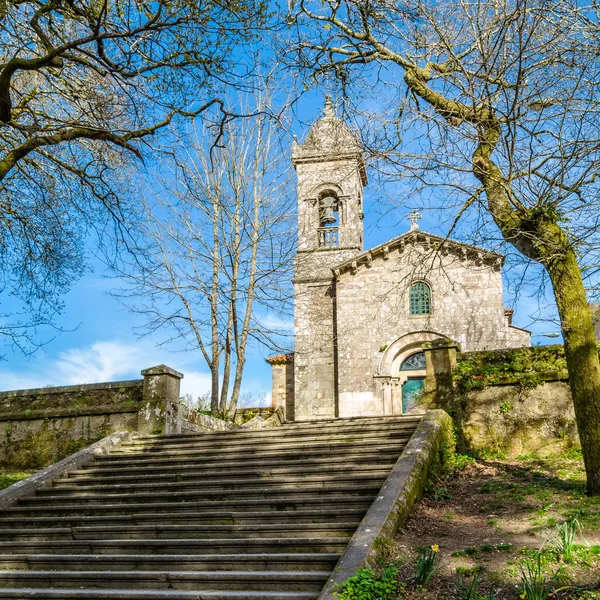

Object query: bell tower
[291,97,367,420]
[292,95,366,257]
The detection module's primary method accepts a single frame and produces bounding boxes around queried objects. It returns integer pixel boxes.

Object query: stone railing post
[138,365,184,435]
[423,340,459,410]
[265,353,294,422]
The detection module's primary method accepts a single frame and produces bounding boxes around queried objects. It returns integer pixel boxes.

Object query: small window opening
[409,282,431,315]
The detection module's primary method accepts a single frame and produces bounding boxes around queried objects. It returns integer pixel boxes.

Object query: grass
[0,469,33,490]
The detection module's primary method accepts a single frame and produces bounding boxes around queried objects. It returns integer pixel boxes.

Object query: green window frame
[409,282,431,316]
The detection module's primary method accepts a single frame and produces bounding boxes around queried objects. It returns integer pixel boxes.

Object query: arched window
[400,351,426,371]
[409,282,431,316]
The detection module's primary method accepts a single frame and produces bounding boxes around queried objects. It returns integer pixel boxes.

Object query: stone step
[45,473,388,495]
[2,496,373,517]
[0,570,329,592]
[118,426,417,452]
[282,416,421,427]
[58,464,393,486]
[0,508,366,529]
[22,484,381,505]
[0,553,342,572]
[0,414,418,598]
[0,589,317,599]
[129,416,421,443]
[0,538,349,555]
[73,452,398,476]
[0,523,357,541]
[93,441,409,463]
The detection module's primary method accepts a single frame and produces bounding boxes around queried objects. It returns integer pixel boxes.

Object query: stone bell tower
[291,96,367,420]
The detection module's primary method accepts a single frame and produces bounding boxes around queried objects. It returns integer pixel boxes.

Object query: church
[267,97,530,421]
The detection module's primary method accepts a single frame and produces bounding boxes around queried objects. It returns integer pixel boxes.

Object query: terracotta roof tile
[265,353,294,364]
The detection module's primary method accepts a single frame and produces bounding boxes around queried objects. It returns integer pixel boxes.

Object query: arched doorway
[399,351,426,413]
[376,331,449,414]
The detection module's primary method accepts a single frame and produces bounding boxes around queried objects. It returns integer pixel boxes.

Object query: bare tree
[0,0,270,355]
[117,106,295,415]
[288,0,600,493]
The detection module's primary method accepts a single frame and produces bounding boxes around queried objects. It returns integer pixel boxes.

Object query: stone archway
[376,331,449,415]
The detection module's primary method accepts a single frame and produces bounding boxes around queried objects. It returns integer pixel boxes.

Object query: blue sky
[0,92,562,397]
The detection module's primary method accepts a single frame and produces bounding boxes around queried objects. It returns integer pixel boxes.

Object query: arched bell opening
[317,189,341,247]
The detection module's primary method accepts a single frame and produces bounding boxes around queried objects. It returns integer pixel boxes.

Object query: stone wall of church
[334,242,527,417]
[293,275,337,421]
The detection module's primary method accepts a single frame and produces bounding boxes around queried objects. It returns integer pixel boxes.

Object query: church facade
[267,98,530,421]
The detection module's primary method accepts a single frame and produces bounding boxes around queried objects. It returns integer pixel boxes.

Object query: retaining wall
[0,364,211,469]
[422,344,579,457]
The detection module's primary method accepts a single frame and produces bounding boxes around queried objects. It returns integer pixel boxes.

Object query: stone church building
[267,98,530,421]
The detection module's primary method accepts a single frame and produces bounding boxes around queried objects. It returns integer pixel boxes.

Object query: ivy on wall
[454,345,570,392]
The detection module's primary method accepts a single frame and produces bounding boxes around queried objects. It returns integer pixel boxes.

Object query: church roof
[332,229,504,278]
[265,353,294,365]
[291,97,366,182]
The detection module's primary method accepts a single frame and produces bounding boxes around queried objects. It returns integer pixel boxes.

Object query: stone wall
[460,380,577,457]
[0,380,142,468]
[0,364,214,469]
[423,345,579,457]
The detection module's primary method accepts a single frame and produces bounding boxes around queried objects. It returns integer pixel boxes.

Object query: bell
[320,196,337,225]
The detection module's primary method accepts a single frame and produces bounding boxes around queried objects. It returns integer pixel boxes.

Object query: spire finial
[408,208,422,231]
[324,94,334,118]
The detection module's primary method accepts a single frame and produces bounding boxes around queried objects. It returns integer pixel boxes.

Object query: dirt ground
[389,454,600,599]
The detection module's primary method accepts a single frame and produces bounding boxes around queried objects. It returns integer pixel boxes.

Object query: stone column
[423,340,459,410]
[138,365,184,435]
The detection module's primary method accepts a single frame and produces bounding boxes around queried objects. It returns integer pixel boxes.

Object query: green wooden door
[401,377,425,413]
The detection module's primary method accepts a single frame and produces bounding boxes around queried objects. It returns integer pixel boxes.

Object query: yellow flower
[520,594,526,599]
[431,545,439,552]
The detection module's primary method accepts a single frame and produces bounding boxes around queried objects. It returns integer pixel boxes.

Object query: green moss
[1,418,116,470]
[0,469,33,490]
[454,345,572,393]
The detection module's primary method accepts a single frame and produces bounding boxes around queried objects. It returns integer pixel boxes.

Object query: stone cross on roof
[408,208,422,231]
[323,94,334,118]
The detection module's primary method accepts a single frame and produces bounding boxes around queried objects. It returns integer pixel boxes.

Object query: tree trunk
[210,192,221,414]
[547,248,600,495]
[219,320,233,414]
[469,129,600,495]
[210,360,220,415]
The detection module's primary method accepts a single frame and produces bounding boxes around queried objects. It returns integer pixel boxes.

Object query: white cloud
[55,341,152,384]
[0,339,195,391]
[180,370,212,399]
[0,339,267,407]
[257,313,294,331]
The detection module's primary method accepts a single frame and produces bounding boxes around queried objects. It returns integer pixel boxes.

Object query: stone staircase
[0,415,421,599]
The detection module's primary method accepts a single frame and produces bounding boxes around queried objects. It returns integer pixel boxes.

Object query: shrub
[334,565,400,600]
